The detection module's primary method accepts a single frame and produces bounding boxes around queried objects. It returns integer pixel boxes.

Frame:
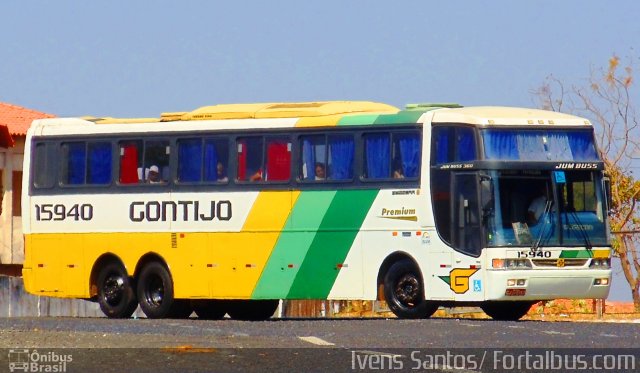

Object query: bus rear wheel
[481,301,534,321]
[192,300,228,320]
[383,259,437,319]
[227,300,279,321]
[96,262,138,318]
[137,261,187,319]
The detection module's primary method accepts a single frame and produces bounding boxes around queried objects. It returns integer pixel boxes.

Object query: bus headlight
[589,258,611,269]
[594,278,609,286]
[492,258,532,269]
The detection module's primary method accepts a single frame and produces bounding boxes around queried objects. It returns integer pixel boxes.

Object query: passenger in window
[148,165,163,184]
[315,163,326,180]
[393,168,404,179]
[217,162,228,182]
[249,169,263,182]
[392,159,404,179]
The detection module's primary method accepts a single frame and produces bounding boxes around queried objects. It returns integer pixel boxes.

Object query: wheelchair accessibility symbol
[473,279,482,292]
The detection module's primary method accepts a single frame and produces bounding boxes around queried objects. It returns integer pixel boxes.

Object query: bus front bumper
[485,269,611,301]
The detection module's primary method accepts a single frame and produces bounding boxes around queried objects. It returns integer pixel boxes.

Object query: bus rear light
[492,259,504,268]
[507,279,516,287]
[505,288,526,296]
[517,279,526,286]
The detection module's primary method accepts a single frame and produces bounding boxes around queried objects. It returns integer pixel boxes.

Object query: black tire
[383,259,437,319]
[192,300,228,320]
[227,300,279,321]
[96,262,138,318]
[481,301,534,321]
[136,261,182,319]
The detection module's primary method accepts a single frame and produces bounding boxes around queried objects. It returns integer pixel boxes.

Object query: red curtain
[120,145,139,184]
[237,140,247,181]
[266,142,290,181]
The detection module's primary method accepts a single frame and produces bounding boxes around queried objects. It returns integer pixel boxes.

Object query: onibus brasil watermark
[351,349,636,371]
[8,349,73,373]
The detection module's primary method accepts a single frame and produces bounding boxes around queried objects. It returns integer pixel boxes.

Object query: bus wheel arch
[90,254,138,318]
[378,252,437,319]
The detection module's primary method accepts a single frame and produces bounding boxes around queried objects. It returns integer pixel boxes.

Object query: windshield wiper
[531,200,554,251]
[568,210,593,252]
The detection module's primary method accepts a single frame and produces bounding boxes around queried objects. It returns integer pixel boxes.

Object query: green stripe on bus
[286,189,379,299]
[373,110,424,125]
[251,191,336,299]
[559,250,593,259]
[337,114,382,126]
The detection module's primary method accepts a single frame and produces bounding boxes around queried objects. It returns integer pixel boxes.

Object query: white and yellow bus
[21,101,612,320]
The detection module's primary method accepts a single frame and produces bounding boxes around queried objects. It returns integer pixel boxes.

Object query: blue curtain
[517,131,547,161]
[435,128,451,164]
[483,130,519,160]
[483,130,599,161]
[365,134,390,178]
[179,140,202,182]
[398,134,420,177]
[203,141,219,181]
[67,143,86,184]
[302,138,316,180]
[567,131,598,161]
[329,136,354,180]
[457,128,476,161]
[88,142,112,184]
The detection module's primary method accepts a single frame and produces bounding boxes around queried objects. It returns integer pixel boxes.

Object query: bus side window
[393,132,421,178]
[204,139,229,183]
[300,135,326,181]
[363,133,391,179]
[61,142,86,185]
[177,138,202,182]
[237,137,263,182]
[265,138,291,182]
[87,142,112,185]
[363,132,420,180]
[144,140,170,184]
[327,135,353,180]
[455,127,476,161]
[432,126,453,165]
[33,142,55,188]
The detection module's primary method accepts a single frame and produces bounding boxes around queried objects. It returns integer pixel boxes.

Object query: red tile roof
[0,102,55,137]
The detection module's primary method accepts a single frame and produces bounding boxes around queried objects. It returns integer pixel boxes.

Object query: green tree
[533,55,640,309]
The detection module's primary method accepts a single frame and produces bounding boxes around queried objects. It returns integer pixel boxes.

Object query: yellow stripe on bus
[592,249,610,259]
[294,114,343,128]
[207,191,300,298]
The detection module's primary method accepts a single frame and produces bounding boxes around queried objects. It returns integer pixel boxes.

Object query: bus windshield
[483,170,608,247]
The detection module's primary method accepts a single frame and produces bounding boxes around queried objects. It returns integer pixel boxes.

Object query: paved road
[0,317,638,372]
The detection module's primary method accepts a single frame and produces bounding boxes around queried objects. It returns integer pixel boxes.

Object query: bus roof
[84,101,400,124]
[28,102,593,136]
[431,106,591,127]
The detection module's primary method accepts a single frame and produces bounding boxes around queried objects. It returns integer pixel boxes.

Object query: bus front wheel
[383,259,437,319]
[481,301,534,321]
[137,261,187,319]
[96,262,138,319]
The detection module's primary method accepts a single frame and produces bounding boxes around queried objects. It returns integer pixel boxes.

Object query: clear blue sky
[1,1,638,301]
